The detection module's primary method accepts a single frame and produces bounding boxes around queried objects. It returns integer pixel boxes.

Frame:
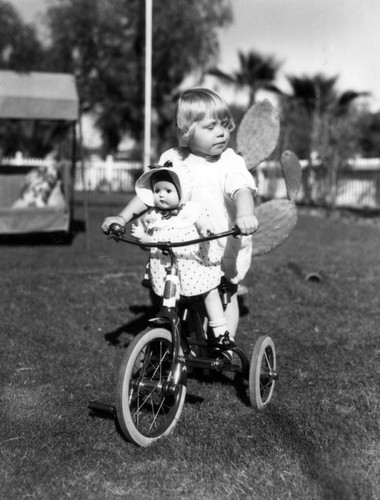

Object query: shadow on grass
[87,402,133,447]
[104,304,159,347]
[104,294,250,347]
[192,368,250,406]
[267,406,371,500]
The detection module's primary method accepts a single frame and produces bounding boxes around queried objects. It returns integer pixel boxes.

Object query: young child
[102,87,258,341]
[131,163,232,343]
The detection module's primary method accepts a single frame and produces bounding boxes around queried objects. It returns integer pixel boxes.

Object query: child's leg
[204,288,227,338]
[224,291,239,340]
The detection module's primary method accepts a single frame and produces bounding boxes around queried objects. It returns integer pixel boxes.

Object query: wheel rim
[118,334,185,441]
[257,342,276,404]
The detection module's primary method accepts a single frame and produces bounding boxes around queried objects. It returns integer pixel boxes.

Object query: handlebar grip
[106,222,125,237]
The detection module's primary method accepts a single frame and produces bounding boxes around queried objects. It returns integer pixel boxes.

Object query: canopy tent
[0,71,86,238]
[0,70,79,121]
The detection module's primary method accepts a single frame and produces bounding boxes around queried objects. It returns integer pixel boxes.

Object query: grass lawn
[0,195,379,500]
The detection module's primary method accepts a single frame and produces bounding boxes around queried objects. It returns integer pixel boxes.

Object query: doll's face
[152,180,180,210]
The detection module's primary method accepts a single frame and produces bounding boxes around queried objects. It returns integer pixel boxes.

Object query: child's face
[187,115,231,159]
[153,180,179,210]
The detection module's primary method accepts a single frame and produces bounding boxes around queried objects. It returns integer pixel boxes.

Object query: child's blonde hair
[175,88,235,146]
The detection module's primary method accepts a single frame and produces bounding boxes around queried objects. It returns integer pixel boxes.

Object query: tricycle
[97,222,278,447]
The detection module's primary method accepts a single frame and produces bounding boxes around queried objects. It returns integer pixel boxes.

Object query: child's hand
[234,189,258,236]
[131,224,145,241]
[195,217,215,237]
[235,214,259,236]
[101,215,126,234]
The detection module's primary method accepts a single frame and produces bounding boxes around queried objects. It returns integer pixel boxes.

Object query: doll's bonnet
[135,161,193,207]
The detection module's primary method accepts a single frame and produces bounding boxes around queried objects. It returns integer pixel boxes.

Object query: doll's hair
[175,88,235,146]
[150,170,181,199]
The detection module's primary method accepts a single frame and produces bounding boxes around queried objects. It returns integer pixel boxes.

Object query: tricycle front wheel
[249,336,277,409]
[116,327,187,447]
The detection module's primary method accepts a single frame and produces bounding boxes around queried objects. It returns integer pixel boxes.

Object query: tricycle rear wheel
[249,336,277,409]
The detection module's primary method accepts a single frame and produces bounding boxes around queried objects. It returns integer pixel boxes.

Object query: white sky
[218,0,380,110]
[8,0,380,111]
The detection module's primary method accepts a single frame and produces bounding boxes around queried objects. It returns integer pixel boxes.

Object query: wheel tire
[249,336,277,409]
[116,328,187,447]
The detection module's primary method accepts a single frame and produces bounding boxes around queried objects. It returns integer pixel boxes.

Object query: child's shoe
[216,331,236,349]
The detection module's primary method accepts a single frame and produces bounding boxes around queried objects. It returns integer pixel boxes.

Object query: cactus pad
[237,100,280,171]
[280,151,302,201]
[251,199,297,257]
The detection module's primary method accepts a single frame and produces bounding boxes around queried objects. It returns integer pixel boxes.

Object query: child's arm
[234,188,259,235]
[101,195,147,232]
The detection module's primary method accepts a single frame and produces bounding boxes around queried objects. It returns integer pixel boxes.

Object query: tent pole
[143,0,152,171]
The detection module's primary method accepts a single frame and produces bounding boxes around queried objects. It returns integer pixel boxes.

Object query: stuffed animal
[12,166,58,208]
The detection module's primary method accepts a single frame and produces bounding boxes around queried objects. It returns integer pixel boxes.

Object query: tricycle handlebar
[103,222,240,249]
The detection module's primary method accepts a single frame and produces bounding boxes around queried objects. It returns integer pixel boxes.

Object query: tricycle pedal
[88,400,116,417]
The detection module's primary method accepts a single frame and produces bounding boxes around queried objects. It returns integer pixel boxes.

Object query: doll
[131,163,233,344]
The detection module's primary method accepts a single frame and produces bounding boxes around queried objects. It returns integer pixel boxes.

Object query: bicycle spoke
[264,350,273,372]
[149,395,166,432]
[126,338,177,434]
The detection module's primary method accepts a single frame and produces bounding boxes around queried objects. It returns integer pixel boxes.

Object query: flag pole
[143,0,152,171]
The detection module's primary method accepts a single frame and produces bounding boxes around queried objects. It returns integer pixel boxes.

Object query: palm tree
[283,73,368,206]
[208,49,282,105]
[286,73,368,156]
[234,50,281,104]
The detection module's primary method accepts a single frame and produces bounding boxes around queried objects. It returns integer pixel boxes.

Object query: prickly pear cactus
[237,101,302,256]
[236,100,280,170]
[251,199,297,257]
[280,150,302,201]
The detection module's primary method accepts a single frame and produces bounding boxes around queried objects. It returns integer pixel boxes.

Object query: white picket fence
[2,153,380,210]
[74,155,141,192]
[1,151,55,168]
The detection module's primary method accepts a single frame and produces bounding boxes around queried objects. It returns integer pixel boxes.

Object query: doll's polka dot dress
[143,204,224,297]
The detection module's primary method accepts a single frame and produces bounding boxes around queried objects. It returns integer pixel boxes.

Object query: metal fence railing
[257,158,380,210]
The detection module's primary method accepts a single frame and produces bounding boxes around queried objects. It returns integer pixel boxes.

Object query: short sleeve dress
[158,148,257,284]
[139,202,224,297]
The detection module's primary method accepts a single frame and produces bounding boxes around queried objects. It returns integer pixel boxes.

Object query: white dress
[137,202,224,297]
[159,148,257,283]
